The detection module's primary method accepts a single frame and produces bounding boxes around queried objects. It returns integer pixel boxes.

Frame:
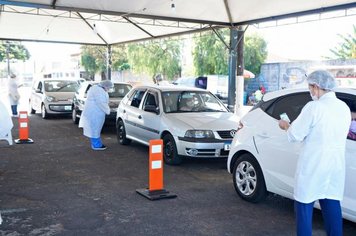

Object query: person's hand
[279,119,290,131]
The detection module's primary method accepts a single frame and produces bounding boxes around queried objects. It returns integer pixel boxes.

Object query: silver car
[116,85,239,165]
[29,78,80,119]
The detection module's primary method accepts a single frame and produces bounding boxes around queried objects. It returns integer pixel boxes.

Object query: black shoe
[92,145,107,151]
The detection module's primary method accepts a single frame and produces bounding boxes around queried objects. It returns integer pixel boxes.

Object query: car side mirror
[144,105,159,114]
[35,88,42,93]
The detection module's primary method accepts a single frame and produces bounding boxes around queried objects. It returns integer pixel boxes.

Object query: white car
[227,87,356,222]
[116,85,239,165]
[29,78,80,119]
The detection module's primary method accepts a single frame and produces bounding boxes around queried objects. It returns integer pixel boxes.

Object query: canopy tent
[0,0,355,45]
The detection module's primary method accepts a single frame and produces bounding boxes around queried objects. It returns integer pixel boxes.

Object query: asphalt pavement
[0,114,355,235]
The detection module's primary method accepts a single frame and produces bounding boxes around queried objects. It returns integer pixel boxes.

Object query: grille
[217,130,235,139]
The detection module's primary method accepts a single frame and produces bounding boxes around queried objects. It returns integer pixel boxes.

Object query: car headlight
[184,130,214,138]
[46,96,56,102]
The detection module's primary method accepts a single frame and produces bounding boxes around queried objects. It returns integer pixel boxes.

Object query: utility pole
[6,41,11,78]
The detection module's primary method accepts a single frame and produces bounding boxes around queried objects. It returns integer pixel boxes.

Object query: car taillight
[237,121,244,132]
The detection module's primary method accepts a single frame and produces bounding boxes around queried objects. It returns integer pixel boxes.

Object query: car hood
[166,112,239,130]
[46,92,75,101]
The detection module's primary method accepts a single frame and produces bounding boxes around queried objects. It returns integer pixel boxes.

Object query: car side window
[336,93,356,142]
[38,82,43,92]
[265,92,311,122]
[143,92,158,107]
[128,89,146,108]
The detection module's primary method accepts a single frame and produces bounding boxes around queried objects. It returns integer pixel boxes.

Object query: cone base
[136,188,177,201]
[14,138,34,144]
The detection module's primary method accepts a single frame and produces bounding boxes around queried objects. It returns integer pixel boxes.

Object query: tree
[0,41,30,62]
[192,29,267,76]
[244,33,268,75]
[127,39,182,82]
[329,25,356,59]
[80,44,130,79]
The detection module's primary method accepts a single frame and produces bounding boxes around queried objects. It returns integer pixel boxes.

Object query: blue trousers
[295,199,342,236]
[90,137,103,148]
[11,105,18,115]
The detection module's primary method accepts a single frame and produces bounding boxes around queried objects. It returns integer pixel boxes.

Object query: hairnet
[99,80,113,89]
[307,70,337,91]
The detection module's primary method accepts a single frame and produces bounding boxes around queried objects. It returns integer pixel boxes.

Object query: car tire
[117,120,131,145]
[163,134,182,165]
[232,153,267,203]
[41,104,49,119]
[72,108,79,124]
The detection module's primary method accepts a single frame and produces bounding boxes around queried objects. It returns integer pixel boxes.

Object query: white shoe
[92,145,107,151]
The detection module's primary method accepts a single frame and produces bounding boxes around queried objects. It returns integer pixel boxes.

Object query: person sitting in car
[348,112,356,140]
[179,97,195,111]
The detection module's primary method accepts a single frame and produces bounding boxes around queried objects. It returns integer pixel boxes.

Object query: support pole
[107,44,112,80]
[227,28,237,112]
[235,26,245,116]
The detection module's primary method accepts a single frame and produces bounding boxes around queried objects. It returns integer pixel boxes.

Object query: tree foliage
[244,33,268,75]
[127,39,182,81]
[193,29,267,76]
[80,44,130,79]
[0,41,30,62]
[329,25,356,59]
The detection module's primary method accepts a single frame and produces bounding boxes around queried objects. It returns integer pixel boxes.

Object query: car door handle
[138,115,142,119]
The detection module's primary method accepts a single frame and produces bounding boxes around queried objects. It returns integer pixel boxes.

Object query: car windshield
[108,84,132,98]
[45,80,79,92]
[162,91,227,113]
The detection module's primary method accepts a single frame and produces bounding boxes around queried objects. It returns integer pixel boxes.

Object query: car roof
[263,87,356,102]
[134,84,206,92]
[82,81,132,85]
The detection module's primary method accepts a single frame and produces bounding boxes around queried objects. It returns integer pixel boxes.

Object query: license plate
[224,144,231,151]
[64,105,71,111]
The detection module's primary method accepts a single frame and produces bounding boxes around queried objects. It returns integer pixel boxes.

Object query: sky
[22,14,356,64]
[252,14,356,61]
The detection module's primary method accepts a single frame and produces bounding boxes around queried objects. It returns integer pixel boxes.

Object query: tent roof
[0,0,355,45]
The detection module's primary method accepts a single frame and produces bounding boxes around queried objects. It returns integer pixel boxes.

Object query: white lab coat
[79,85,110,138]
[0,101,13,137]
[8,79,20,105]
[287,92,351,203]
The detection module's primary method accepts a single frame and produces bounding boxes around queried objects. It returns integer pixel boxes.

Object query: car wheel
[232,153,267,203]
[41,104,49,119]
[117,120,131,145]
[163,134,182,165]
[72,108,79,124]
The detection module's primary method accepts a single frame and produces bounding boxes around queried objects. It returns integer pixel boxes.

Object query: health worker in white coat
[8,74,21,117]
[279,70,351,236]
[79,80,113,151]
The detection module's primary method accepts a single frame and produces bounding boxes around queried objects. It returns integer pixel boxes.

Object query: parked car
[227,87,356,222]
[116,85,239,165]
[71,81,132,124]
[29,78,80,119]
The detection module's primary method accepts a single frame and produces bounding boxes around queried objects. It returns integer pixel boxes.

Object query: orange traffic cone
[14,111,34,144]
[136,139,176,200]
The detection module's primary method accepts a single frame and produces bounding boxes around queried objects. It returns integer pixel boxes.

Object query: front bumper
[176,137,232,158]
[47,103,72,114]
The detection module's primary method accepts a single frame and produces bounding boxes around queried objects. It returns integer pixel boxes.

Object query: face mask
[350,120,356,133]
[309,91,318,101]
